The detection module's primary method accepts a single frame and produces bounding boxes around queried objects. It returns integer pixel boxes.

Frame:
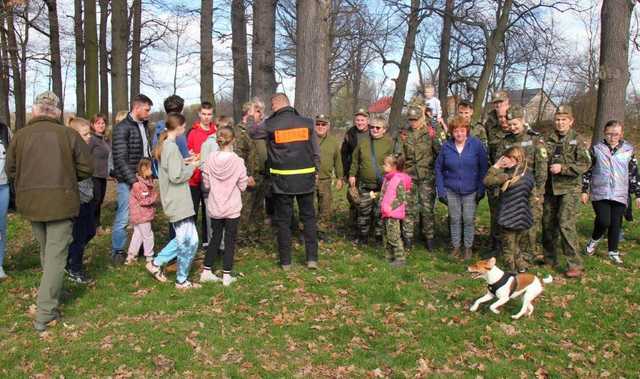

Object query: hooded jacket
[187,120,217,187]
[380,171,412,219]
[129,175,158,224]
[202,151,248,219]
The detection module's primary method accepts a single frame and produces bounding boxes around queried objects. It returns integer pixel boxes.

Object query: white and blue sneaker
[608,251,623,265]
[585,238,600,256]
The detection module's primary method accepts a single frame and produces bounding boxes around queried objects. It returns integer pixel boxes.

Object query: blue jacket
[435,136,488,197]
[151,120,189,177]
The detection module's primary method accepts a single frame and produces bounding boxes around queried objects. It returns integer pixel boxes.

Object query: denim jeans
[111,182,131,254]
[154,218,198,283]
[446,191,477,248]
[0,184,9,267]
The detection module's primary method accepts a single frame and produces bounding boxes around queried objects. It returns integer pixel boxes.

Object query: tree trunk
[74,0,85,117]
[251,0,277,114]
[46,0,64,114]
[295,0,331,117]
[231,0,250,121]
[351,47,363,115]
[111,0,128,120]
[6,7,25,129]
[130,0,141,102]
[0,12,11,125]
[472,0,512,116]
[593,0,635,144]
[388,0,420,133]
[201,0,214,104]
[99,0,109,117]
[84,0,99,117]
[437,0,454,119]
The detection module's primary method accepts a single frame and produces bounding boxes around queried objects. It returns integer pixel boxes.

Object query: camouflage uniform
[234,122,265,236]
[542,122,591,270]
[316,118,343,232]
[471,122,488,153]
[484,109,510,253]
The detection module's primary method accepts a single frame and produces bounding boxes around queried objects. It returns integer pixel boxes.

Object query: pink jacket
[202,151,248,219]
[129,175,158,224]
[380,171,412,219]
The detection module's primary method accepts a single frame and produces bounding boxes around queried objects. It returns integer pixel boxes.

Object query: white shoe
[0,266,7,280]
[200,269,221,283]
[608,251,623,265]
[585,239,600,256]
[222,274,237,287]
[176,280,202,290]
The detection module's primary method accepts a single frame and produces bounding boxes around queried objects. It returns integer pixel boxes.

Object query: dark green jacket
[350,134,393,187]
[545,129,591,195]
[318,133,343,180]
[7,116,93,222]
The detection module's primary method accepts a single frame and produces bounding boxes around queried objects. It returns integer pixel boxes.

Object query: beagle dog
[467,257,553,319]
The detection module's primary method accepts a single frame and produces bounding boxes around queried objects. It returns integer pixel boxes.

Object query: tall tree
[74,0,85,117]
[593,0,635,143]
[200,0,214,104]
[4,4,26,129]
[252,0,277,113]
[437,0,454,118]
[0,11,11,125]
[99,0,109,117]
[111,0,128,118]
[295,0,331,117]
[130,0,141,102]
[231,0,250,121]
[45,0,64,114]
[85,0,99,117]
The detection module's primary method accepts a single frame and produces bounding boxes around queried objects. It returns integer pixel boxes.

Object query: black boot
[425,239,434,251]
[403,238,413,251]
[357,235,368,245]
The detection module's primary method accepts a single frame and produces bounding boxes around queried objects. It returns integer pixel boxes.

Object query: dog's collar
[488,272,517,295]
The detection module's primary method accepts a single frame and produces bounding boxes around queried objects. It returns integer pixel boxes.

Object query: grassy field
[0,183,639,378]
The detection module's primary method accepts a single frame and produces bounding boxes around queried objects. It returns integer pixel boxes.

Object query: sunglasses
[369,125,384,130]
[315,122,328,126]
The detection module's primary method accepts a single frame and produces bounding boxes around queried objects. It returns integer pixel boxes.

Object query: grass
[1,183,639,378]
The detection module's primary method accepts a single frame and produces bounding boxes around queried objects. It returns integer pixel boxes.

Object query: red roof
[368,96,393,113]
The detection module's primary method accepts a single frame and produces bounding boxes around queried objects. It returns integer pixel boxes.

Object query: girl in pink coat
[126,159,158,264]
[380,155,412,267]
[199,127,248,286]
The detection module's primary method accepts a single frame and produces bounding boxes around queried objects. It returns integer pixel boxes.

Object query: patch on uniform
[275,128,309,144]
[520,140,532,147]
[440,131,446,140]
[540,147,547,159]
[569,139,577,145]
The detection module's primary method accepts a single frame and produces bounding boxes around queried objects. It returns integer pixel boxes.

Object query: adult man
[111,94,153,264]
[497,106,548,269]
[542,105,591,278]
[341,108,370,232]
[484,90,510,148]
[396,106,440,251]
[248,93,320,270]
[187,102,217,247]
[349,116,394,245]
[457,100,488,151]
[7,91,93,331]
[152,95,188,161]
[314,114,343,241]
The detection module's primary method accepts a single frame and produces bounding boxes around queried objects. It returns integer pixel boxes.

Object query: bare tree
[252,0,278,113]
[111,0,128,118]
[85,0,99,117]
[201,0,214,104]
[74,0,85,117]
[438,0,454,118]
[130,0,141,101]
[0,11,11,124]
[99,0,109,116]
[45,0,64,114]
[231,0,250,121]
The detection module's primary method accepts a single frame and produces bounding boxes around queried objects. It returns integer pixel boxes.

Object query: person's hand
[476,192,485,203]
[581,193,589,205]
[635,197,640,209]
[247,176,256,188]
[549,164,562,174]
[336,179,344,191]
[349,176,356,188]
[438,196,448,205]
[493,156,509,169]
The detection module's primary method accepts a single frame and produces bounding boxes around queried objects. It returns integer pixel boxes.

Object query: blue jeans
[0,184,9,267]
[154,218,198,283]
[446,191,477,249]
[111,182,131,254]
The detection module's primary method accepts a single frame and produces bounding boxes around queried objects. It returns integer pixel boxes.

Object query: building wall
[524,92,556,123]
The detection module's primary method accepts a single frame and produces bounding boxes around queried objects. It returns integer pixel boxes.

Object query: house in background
[506,88,557,123]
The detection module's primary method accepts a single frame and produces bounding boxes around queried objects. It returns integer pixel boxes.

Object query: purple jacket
[435,136,488,197]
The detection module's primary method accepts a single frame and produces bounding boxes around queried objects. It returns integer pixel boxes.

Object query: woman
[89,114,112,235]
[435,115,488,260]
[0,121,11,279]
[582,120,640,265]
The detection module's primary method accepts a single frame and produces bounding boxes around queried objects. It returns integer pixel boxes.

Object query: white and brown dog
[467,257,553,319]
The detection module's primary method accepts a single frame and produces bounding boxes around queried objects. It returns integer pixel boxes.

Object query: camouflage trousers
[239,175,267,236]
[542,193,583,269]
[524,191,544,256]
[502,227,533,272]
[316,178,333,231]
[403,178,435,241]
[356,186,383,239]
[346,186,358,233]
[487,189,501,252]
[384,218,405,261]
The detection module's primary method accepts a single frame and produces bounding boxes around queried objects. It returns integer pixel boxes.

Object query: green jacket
[471,122,488,152]
[159,139,196,223]
[484,110,502,148]
[396,126,439,181]
[545,129,591,195]
[6,116,93,222]
[496,132,548,194]
[233,122,259,178]
[318,133,343,180]
[350,134,394,187]
[488,127,511,165]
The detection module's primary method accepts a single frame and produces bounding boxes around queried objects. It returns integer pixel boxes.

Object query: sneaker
[67,270,94,285]
[222,274,237,287]
[202,242,209,249]
[200,269,222,283]
[0,266,7,280]
[307,261,318,270]
[176,280,202,290]
[452,247,461,259]
[124,256,136,266]
[281,264,292,271]
[585,238,600,256]
[145,261,167,283]
[608,251,623,265]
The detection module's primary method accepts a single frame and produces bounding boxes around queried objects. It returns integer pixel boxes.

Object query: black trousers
[92,177,107,228]
[67,201,97,272]
[204,217,239,271]
[273,192,318,266]
[190,186,209,244]
[592,200,626,252]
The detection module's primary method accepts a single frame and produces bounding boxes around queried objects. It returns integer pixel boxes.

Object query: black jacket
[498,172,534,231]
[111,113,151,185]
[341,126,368,180]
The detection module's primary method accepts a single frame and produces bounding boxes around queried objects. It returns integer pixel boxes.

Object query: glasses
[315,122,328,126]
[605,133,621,137]
[370,126,383,130]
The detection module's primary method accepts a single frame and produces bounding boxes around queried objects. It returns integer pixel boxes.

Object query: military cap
[369,116,387,129]
[491,90,509,103]
[555,105,573,117]
[354,108,369,117]
[315,114,330,123]
[406,106,422,120]
[35,91,60,108]
[507,105,525,120]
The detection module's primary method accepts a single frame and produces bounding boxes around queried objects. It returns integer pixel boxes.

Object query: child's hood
[208,151,242,181]
[136,175,155,188]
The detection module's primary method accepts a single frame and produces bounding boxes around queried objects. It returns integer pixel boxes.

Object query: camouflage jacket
[496,132,548,194]
[350,135,394,188]
[233,122,260,177]
[545,129,591,195]
[471,122,488,154]
[318,133,343,180]
[395,125,440,182]
[484,110,502,148]
[487,127,511,165]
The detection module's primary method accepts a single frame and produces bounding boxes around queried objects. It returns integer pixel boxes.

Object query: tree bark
[437,0,454,119]
[84,0,99,117]
[74,0,85,117]
[231,0,250,121]
[200,0,214,104]
[251,0,277,113]
[130,0,141,102]
[46,0,64,114]
[0,11,11,125]
[6,6,25,129]
[99,0,109,117]
[111,0,128,120]
[593,0,635,144]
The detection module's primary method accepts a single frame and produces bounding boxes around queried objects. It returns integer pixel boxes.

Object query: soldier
[348,116,394,244]
[396,106,440,251]
[456,100,488,151]
[484,90,511,148]
[496,106,548,269]
[542,105,591,278]
[314,114,344,241]
[341,109,370,233]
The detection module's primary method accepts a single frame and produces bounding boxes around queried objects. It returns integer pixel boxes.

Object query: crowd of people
[1,84,639,332]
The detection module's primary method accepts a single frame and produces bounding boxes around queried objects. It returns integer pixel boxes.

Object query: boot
[565,267,584,278]
[452,247,461,259]
[403,238,413,251]
[463,247,473,260]
[425,239,434,252]
[357,235,368,245]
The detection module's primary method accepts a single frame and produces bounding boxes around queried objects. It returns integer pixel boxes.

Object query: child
[423,84,442,122]
[483,146,534,273]
[200,127,248,286]
[66,117,97,284]
[380,154,412,267]
[126,158,158,265]
[146,113,201,289]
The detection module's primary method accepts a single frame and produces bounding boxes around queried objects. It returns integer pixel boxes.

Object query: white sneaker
[200,269,221,283]
[0,266,7,280]
[222,274,237,287]
[176,280,202,290]
[608,251,623,265]
[585,239,600,256]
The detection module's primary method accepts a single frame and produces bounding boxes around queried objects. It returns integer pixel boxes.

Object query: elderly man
[341,109,370,233]
[7,91,93,331]
[314,114,343,241]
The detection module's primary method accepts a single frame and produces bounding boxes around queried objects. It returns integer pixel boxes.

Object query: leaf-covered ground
[1,183,639,378]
